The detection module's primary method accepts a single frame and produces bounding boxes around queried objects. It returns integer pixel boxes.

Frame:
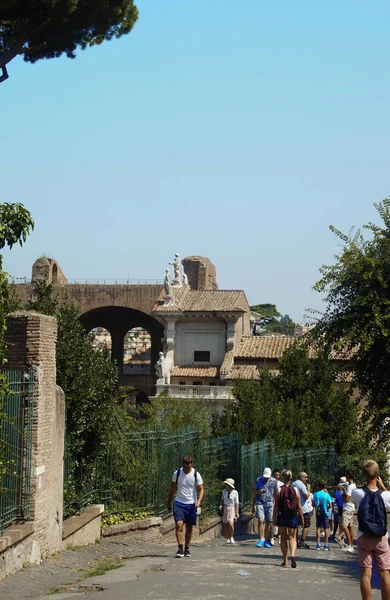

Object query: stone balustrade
[155,384,233,400]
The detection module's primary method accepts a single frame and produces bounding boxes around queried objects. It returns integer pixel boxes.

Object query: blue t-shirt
[254,476,277,505]
[335,489,343,510]
[313,490,332,517]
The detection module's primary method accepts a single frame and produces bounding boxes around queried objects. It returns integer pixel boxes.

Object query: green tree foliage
[212,345,367,459]
[250,303,280,319]
[141,394,211,436]
[0,0,138,83]
[312,198,390,447]
[0,203,34,367]
[250,303,295,335]
[28,281,119,461]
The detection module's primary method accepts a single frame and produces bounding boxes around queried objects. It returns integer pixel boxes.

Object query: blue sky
[1,0,389,322]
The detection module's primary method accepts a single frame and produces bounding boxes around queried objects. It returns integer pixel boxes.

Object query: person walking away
[351,460,390,600]
[293,472,312,549]
[219,478,239,544]
[252,467,277,548]
[167,455,204,558]
[272,468,283,544]
[341,471,356,554]
[273,469,304,568]
[333,477,347,546]
[313,480,333,550]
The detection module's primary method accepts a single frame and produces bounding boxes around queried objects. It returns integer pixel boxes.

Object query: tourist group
[168,457,390,600]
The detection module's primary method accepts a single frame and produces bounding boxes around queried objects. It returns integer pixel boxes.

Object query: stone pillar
[4,312,65,559]
[110,329,125,372]
[163,317,177,384]
[225,317,237,352]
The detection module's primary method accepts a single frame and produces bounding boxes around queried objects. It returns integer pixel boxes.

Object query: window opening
[194,350,210,362]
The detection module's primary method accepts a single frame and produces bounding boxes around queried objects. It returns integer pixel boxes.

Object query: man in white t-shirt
[167,455,204,558]
[351,460,390,600]
[341,471,357,553]
[293,472,312,549]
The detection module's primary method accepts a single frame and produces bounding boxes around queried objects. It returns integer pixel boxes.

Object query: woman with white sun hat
[219,478,240,544]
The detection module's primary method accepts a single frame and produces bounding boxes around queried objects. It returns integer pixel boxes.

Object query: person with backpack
[351,460,390,600]
[273,469,304,568]
[312,480,333,551]
[219,478,239,544]
[252,467,278,548]
[167,455,204,558]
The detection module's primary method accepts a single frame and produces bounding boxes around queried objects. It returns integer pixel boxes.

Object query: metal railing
[0,370,34,533]
[7,278,164,285]
[63,419,337,519]
[66,279,164,285]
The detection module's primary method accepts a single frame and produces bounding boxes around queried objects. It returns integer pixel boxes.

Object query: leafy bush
[101,509,155,529]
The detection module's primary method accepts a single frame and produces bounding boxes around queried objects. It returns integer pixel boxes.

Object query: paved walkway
[0,532,380,600]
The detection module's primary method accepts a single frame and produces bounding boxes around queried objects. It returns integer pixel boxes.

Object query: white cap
[263,468,272,478]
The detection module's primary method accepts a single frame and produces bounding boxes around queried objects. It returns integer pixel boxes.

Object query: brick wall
[2,312,65,570]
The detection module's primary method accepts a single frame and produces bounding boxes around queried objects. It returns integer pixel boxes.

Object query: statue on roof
[164,268,173,296]
[182,272,188,286]
[155,351,165,383]
[169,253,182,287]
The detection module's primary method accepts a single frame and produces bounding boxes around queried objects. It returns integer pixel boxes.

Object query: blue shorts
[256,502,273,521]
[277,513,298,529]
[173,501,197,526]
[316,516,330,529]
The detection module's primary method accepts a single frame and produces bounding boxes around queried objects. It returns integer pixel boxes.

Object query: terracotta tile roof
[153,287,246,313]
[225,365,259,380]
[235,336,299,359]
[220,350,234,375]
[172,366,220,378]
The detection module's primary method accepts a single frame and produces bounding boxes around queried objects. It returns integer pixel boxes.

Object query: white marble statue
[155,351,165,382]
[164,268,173,296]
[169,253,182,287]
[182,272,188,285]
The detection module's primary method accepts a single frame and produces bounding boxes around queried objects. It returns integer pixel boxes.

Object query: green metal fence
[64,418,337,519]
[0,370,34,532]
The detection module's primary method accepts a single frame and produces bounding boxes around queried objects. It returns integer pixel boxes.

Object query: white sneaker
[230,537,235,544]
[225,539,231,544]
[347,546,355,554]
[270,538,274,546]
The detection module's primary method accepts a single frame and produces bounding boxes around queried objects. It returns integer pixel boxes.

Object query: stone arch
[80,306,163,374]
[123,327,151,371]
[90,327,112,356]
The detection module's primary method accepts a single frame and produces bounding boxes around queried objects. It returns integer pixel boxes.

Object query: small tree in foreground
[28,281,119,464]
[212,345,371,461]
[0,202,34,484]
[312,198,390,448]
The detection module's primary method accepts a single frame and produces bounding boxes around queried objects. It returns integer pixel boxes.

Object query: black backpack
[176,467,198,486]
[357,486,387,537]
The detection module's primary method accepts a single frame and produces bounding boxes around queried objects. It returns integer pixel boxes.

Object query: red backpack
[279,484,298,515]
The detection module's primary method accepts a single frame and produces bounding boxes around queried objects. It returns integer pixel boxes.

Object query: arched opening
[79,306,164,380]
[52,263,58,284]
[117,388,150,419]
[90,327,112,356]
[123,327,151,375]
